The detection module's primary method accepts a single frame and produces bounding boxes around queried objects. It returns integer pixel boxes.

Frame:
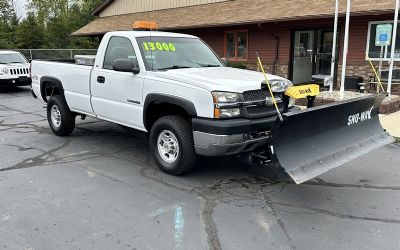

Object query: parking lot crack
[306,178,400,191]
[197,183,222,250]
[273,202,400,224]
[262,190,296,250]
[0,138,71,172]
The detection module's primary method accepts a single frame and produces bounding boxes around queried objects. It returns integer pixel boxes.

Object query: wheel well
[41,80,63,102]
[145,102,192,131]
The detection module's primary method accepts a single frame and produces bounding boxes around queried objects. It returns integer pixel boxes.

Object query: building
[73,0,399,93]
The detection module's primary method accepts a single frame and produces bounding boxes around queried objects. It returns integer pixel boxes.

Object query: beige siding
[99,0,230,17]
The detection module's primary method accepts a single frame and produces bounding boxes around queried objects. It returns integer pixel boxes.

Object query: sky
[14,0,27,18]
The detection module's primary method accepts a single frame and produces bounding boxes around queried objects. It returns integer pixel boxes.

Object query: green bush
[227,62,247,69]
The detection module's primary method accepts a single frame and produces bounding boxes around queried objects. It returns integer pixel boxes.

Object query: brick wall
[243,63,289,79]
[336,61,400,94]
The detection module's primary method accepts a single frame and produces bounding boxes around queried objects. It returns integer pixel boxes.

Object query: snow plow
[270,92,393,184]
[255,56,394,184]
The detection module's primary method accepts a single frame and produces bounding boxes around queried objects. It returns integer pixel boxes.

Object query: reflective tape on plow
[270,93,394,184]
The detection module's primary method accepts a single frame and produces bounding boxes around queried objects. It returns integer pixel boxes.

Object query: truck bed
[31,60,95,116]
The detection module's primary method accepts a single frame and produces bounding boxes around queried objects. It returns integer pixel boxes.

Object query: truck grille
[241,89,284,118]
[10,68,30,75]
[242,89,270,101]
[246,103,283,115]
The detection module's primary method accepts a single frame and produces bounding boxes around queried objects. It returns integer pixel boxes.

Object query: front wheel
[47,95,75,136]
[149,115,196,175]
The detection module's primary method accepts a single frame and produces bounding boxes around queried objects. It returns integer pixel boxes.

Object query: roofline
[72,9,395,37]
[92,0,115,16]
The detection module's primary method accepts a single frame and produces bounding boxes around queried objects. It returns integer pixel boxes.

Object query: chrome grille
[242,89,270,101]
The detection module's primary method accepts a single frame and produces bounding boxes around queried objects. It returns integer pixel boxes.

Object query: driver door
[91,36,144,129]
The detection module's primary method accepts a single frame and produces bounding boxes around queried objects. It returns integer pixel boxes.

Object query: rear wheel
[47,95,75,136]
[149,115,196,175]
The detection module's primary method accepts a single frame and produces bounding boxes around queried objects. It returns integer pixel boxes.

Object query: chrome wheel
[50,105,61,128]
[157,130,179,164]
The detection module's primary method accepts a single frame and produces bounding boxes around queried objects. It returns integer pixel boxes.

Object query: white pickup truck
[31,29,392,182]
[31,30,295,174]
[0,51,31,87]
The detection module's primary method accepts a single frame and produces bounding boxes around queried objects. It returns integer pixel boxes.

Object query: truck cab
[0,51,31,87]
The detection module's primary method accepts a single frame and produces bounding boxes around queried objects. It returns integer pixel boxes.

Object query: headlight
[1,68,9,74]
[212,91,241,118]
[267,79,292,93]
[212,91,239,103]
[214,108,241,118]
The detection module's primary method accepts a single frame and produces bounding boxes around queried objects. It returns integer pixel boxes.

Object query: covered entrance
[291,29,339,85]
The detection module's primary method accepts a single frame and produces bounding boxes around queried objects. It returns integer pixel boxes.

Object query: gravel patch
[318,91,399,103]
[318,91,372,101]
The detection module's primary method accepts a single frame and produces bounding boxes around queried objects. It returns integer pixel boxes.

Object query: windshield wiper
[200,64,221,67]
[187,60,221,68]
[157,65,192,71]
[7,62,24,64]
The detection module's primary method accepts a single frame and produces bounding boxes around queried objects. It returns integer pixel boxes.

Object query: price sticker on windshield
[143,42,176,52]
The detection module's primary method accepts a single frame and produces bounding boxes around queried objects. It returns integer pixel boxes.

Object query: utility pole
[387,0,399,96]
[340,0,351,100]
[330,0,339,92]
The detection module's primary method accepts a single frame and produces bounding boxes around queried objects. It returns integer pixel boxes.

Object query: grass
[396,137,400,144]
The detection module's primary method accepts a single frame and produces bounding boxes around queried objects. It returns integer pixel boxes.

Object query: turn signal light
[133,21,159,30]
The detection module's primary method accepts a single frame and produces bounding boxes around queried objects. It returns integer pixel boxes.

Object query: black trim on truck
[143,93,197,129]
[40,76,64,102]
[192,116,277,135]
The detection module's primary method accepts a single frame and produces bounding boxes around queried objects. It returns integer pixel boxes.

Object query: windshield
[136,37,223,71]
[0,53,28,64]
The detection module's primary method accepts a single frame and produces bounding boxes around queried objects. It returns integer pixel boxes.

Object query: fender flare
[143,93,197,129]
[40,76,64,102]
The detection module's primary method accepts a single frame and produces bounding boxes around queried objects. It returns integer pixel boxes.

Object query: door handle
[97,76,105,83]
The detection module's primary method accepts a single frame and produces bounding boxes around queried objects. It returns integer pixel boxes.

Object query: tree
[0,0,18,48]
[1,0,104,49]
[15,13,45,49]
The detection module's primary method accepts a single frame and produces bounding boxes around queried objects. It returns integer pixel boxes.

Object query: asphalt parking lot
[0,87,399,250]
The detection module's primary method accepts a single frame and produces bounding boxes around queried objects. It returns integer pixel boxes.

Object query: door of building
[291,29,339,85]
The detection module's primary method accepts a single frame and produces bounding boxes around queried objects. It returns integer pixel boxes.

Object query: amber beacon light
[133,21,159,30]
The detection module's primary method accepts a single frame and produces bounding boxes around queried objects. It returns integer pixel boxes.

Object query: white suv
[0,51,31,87]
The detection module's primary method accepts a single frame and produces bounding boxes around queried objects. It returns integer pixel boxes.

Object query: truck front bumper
[192,116,277,156]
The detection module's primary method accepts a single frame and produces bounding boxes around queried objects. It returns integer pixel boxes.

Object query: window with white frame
[367,21,400,61]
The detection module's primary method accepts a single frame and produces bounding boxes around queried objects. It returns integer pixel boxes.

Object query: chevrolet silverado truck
[0,51,31,87]
[31,27,393,184]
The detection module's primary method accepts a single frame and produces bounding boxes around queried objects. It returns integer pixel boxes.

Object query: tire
[149,115,196,175]
[47,95,75,136]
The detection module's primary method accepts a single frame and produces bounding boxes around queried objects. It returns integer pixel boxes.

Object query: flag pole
[340,0,351,100]
[387,0,399,96]
[330,0,339,92]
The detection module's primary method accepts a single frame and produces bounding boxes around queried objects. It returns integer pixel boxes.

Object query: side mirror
[221,57,228,66]
[112,59,140,74]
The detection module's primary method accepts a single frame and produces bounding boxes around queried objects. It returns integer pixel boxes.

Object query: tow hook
[80,115,86,120]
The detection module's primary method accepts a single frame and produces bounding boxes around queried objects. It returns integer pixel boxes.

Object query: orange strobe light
[133,21,159,30]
